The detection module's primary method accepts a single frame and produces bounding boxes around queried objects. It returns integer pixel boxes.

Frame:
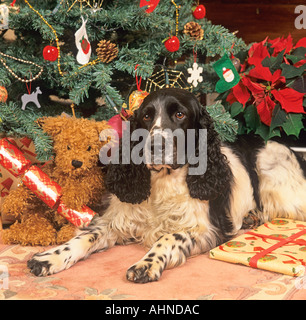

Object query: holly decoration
[192,4,206,19]
[164,35,180,52]
[43,45,58,62]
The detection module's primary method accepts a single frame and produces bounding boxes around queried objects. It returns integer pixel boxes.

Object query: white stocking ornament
[75,16,92,65]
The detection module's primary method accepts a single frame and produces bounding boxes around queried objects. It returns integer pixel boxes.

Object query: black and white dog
[28,88,306,283]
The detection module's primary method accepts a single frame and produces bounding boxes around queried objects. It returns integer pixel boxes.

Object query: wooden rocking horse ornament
[21,87,42,110]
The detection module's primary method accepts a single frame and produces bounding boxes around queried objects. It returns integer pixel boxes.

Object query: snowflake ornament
[187,62,203,87]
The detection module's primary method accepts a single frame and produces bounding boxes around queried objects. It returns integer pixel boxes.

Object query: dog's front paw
[27,247,71,276]
[27,256,53,277]
[126,260,162,283]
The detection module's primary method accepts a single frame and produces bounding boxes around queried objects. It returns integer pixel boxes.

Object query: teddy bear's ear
[37,116,69,137]
[95,120,110,138]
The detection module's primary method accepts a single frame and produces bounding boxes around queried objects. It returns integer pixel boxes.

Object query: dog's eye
[175,112,185,120]
[67,145,71,150]
[143,114,151,121]
[87,146,91,151]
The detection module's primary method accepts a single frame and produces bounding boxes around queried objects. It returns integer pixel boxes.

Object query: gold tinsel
[183,21,204,40]
[96,40,119,63]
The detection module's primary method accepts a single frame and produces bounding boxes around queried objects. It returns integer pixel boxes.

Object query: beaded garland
[24,0,63,77]
[0,51,44,83]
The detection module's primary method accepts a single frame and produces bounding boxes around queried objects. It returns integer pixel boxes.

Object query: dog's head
[39,116,109,176]
[105,88,232,203]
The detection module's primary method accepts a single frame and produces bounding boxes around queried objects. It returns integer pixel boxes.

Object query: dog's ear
[104,114,151,204]
[37,116,69,137]
[186,105,232,201]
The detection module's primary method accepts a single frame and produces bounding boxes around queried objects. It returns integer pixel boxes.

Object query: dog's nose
[72,160,83,168]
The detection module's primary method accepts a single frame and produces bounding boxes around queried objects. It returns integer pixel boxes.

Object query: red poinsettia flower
[227,36,306,126]
[268,34,293,57]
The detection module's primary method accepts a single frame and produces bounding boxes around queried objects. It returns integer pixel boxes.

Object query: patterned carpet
[1,237,306,300]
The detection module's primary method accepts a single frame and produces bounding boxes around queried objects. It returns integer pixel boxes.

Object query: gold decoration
[145,67,193,93]
[0,51,43,83]
[66,0,104,12]
[96,40,119,63]
[183,21,204,40]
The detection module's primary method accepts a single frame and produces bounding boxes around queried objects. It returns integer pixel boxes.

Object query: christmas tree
[0,0,246,160]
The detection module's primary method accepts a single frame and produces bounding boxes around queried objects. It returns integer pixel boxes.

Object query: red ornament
[164,36,180,52]
[43,45,58,62]
[192,4,206,19]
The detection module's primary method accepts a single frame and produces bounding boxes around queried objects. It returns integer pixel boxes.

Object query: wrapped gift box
[210,218,306,277]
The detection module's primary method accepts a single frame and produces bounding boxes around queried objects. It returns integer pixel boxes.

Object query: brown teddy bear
[1,115,109,246]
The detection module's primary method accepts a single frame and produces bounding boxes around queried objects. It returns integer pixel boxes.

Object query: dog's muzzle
[145,129,184,171]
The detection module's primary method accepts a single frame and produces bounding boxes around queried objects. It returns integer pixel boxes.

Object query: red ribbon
[248,229,306,268]
[135,64,142,91]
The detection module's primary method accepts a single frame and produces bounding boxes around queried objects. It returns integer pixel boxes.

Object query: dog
[28,88,306,283]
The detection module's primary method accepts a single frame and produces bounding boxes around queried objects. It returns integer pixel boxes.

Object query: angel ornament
[187,62,203,87]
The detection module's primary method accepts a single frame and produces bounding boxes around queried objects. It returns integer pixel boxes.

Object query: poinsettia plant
[221,35,306,141]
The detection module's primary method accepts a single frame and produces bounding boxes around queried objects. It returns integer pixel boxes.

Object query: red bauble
[164,36,180,52]
[43,45,58,62]
[192,4,206,19]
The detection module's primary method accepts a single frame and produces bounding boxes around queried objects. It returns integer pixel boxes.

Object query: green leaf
[291,47,306,58]
[255,122,281,141]
[230,102,244,117]
[282,113,304,138]
[270,104,287,131]
[281,63,306,79]
[262,49,285,74]
[244,104,261,131]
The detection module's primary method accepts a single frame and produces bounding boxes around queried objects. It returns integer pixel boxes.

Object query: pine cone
[183,21,204,40]
[96,40,119,63]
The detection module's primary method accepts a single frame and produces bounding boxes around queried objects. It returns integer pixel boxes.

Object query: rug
[1,236,306,300]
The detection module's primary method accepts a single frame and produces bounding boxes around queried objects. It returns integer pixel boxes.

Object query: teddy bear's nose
[72,160,83,168]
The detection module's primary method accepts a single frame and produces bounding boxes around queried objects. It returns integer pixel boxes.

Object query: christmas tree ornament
[67,0,104,12]
[24,0,63,76]
[0,86,8,103]
[129,64,149,114]
[231,56,241,71]
[129,90,149,114]
[145,67,192,92]
[192,4,206,19]
[21,87,42,110]
[75,16,92,65]
[43,45,59,62]
[0,4,9,30]
[164,0,181,52]
[183,21,204,40]
[164,36,180,52]
[187,62,203,87]
[96,40,119,63]
[213,53,240,93]
[139,0,160,13]
[0,51,44,83]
